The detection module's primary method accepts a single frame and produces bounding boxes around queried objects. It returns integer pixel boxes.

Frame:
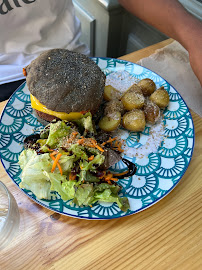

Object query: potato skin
[99,112,121,132]
[144,100,160,124]
[122,109,146,132]
[137,78,156,96]
[126,84,143,94]
[121,87,145,110]
[104,99,124,116]
[149,87,169,108]
[104,85,122,101]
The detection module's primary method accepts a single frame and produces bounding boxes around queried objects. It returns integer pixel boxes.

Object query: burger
[23,49,106,125]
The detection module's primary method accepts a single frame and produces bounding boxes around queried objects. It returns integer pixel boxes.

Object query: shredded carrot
[113,170,129,176]
[77,138,85,145]
[76,137,104,152]
[50,150,58,157]
[101,137,117,146]
[99,171,119,182]
[91,139,104,152]
[114,141,119,147]
[58,164,63,175]
[51,153,62,173]
[22,68,27,76]
[87,143,96,148]
[99,171,106,179]
[111,140,124,153]
[67,131,78,144]
[50,154,63,175]
[88,155,94,161]
[101,137,124,152]
[110,177,118,181]
[94,143,104,152]
[90,138,96,144]
[69,172,76,180]
[72,131,78,138]
[117,143,124,152]
[50,155,55,162]
[97,171,118,182]
[105,173,113,181]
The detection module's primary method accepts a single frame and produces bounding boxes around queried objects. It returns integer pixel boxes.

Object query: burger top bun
[25,49,106,114]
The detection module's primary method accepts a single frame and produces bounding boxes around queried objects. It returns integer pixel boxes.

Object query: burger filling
[30,95,84,121]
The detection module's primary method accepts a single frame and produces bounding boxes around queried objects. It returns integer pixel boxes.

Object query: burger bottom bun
[33,109,59,126]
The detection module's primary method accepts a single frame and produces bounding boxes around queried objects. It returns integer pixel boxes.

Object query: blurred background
[73,0,202,57]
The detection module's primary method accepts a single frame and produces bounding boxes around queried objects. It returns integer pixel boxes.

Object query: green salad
[19,113,130,211]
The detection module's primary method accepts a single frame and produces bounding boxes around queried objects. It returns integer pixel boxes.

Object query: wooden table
[1,39,201,270]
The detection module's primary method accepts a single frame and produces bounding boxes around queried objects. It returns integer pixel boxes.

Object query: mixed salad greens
[19,113,130,211]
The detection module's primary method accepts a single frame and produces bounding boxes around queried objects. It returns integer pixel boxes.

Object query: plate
[0,58,194,220]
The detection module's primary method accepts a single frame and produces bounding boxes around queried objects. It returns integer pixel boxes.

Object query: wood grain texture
[0,40,201,270]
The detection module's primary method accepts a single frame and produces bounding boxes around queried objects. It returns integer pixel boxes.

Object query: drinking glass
[0,181,20,249]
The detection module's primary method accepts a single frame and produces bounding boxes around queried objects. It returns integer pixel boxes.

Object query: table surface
[1,39,201,270]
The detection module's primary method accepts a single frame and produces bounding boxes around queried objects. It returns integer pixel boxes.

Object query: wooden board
[0,39,201,270]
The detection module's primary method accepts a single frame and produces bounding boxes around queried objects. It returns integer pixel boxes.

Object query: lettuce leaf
[72,181,130,211]
[19,149,52,199]
[93,183,129,211]
[59,154,75,174]
[19,149,77,200]
[44,171,76,201]
[73,112,95,135]
[46,121,71,148]
[73,183,94,206]
[93,190,129,212]
[85,171,100,183]
[80,154,105,171]
[69,144,88,160]
[78,170,87,183]
[18,148,36,170]
[94,183,121,194]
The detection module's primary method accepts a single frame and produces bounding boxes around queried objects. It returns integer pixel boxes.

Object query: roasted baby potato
[121,87,145,110]
[104,99,124,115]
[137,78,156,96]
[149,86,169,108]
[122,109,146,132]
[126,84,143,94]
[104,85,122,101]
[144,100,160,124]
[99,112,121,132]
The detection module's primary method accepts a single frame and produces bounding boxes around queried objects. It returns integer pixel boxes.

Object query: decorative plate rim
[0,58,195,220]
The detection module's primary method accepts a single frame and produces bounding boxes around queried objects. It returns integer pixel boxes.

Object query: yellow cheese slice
[30,95,83,120]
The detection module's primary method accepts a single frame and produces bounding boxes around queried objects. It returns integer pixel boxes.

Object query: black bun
[25,49,106,113]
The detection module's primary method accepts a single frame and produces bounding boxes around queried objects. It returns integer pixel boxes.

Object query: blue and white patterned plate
[0,58,194,220]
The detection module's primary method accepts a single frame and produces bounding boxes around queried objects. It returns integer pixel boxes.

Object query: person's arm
[119,0,202,86]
